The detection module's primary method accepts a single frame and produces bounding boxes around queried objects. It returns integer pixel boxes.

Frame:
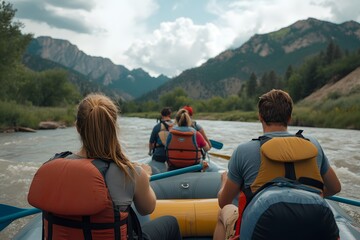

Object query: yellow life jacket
[248,131,324,196]
[235,131,325,237]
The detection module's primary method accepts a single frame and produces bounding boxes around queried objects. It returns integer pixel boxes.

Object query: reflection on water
[0,117,359,239]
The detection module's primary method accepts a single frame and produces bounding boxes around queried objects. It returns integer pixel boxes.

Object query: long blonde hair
[175,108,192,127]
[76,93,135,178]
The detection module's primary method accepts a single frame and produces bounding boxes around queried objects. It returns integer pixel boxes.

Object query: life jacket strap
[127,207,143,240]
[82,216,92,240]
[43,211,128,240]
[298,177,324,190]
[284,162,296,180]
[43,211,128,229]
[244,176,323,209]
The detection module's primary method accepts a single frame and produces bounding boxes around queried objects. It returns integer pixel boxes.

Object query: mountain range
[25,37,169,100]
[23,18,360,101]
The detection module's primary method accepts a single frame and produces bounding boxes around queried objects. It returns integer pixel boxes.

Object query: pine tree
[247,72,257,97]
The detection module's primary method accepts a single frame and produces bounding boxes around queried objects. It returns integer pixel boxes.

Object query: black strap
[127,207,143,240]
[299,177,324,190]
[46,151,73,162]
[244,177,323,207]
[167,148,201,165]
[162,121,170,131]
[82,216,92,240]
[284,162,296,180]
[43,212,127,230]
[46,212,53,240]
[41,212,46,240]
[113,210,121,240]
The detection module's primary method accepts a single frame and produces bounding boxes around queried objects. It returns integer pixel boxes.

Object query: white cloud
[13,0,360,77]
[123,0,336,76]
[125,18,229,77]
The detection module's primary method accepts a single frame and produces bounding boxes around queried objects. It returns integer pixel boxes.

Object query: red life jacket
[28,152,142,240]
[166,127,202,169]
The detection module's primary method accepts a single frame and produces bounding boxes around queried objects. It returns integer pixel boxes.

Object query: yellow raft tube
[150,198,220,237]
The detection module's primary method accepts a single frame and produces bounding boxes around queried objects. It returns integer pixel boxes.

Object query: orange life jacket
[28,152,142,240]
[234,130,324,237]
[166,126,202,169]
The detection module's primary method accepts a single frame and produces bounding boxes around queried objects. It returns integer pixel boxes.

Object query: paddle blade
[0,204,41,231]
[209,139,223,150]
[208,152,231,160]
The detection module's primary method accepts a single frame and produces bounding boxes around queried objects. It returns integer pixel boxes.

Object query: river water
[1,117,359,239]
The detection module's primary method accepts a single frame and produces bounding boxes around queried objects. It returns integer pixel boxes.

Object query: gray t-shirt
[67,154,141,211]
[228,131,330,190]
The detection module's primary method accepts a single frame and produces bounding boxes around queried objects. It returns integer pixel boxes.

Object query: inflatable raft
[11,158,360,239]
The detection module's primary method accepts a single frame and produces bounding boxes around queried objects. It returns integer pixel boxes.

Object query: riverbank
[1,102,359,132]
[0,101,75,132]
[124,106,360,130]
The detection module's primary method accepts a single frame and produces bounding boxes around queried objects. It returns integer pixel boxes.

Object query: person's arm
[217,172,240,208]
[196,132,210,152]
[199,128,212,148]
[322,166,341,197]
[133,166,156,215]
[148,142,155,156]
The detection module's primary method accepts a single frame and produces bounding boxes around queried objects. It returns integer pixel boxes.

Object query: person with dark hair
[213,89,341,240]
[166,108,210,171]
[183,105,212,148]
[148,107,174,164]
[28,93,181,240]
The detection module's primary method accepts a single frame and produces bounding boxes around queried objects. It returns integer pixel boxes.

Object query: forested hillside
[139,18,360,101]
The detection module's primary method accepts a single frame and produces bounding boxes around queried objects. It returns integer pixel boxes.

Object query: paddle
[0,205,41,231]
[326,196,360,207]
[150,163,203,181]
[208,152,231,160]
[209,139,223,150]
[0,163,203,231]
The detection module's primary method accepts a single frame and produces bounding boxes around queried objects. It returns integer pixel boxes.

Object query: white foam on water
[7,164,39,175]
[335,166,360,181]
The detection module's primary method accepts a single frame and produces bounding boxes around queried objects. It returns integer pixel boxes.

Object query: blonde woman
[28,93,181,240]
[165,108,210,171]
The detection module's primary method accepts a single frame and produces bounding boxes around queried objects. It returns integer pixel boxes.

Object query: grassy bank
[124,111,259,122]
[125,105,360,130]
[1,99,359,132]
[295,93,360,129]
[0,101,76,131]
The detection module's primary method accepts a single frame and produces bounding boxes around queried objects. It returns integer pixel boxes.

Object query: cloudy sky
[12,0,360,77]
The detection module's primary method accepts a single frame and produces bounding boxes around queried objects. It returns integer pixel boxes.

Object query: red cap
[183,105,193,116]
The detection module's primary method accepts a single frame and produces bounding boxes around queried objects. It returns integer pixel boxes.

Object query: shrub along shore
[1,100,359,132]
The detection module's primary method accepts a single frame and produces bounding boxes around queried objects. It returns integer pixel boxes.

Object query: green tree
[0,1,32,99]
[223,95,242,111]
[268,70,277,89]
[206,96,224,112]
[159,87,187,109]
[247,72,257,97]
[284,65,293,87]
[17,69,81,106]
[288,73,303,102]
[325,40,342,64]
